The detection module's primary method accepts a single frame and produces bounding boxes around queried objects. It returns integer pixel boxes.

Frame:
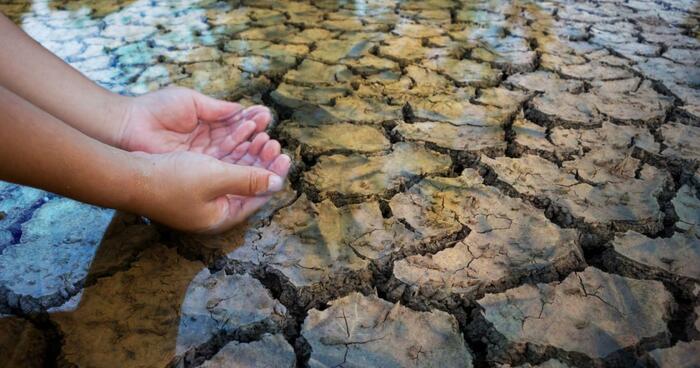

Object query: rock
[199,334,295,368]
[672,185,700,233]
[303,292,473,368]
[659,122,700,163]
[54,245,204,368]
[0,198,113,310]
[389,170,583,306]
[394,121,505,155]
[472,267,674,366]
[303,142,451,200]
[647,341,700,368]
[0,316,48,368]
[482,154,668,234]
[279,121,390,156]
[175,270,287,358]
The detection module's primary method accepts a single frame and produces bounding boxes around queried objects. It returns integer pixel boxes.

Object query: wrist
[116,150,156,217]
[100,91,134,149]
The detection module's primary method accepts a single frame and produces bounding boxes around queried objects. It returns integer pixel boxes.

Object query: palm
[120,87,292,228]
[121,87,286,171]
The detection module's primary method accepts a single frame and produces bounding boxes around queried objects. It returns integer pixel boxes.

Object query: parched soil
[0,0,699,367]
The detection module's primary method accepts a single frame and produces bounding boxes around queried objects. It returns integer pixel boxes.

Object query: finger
[248,132,269,155]
[211,195,272,232]
[209,163,284,198]
[192,90,245,122]
[267,154,292,177]
[238,132,270,166]
[241,105,272,132]
[259,140,281,165]
[221,141,250,163]
[219,105,269,131]
[214,120,257,157]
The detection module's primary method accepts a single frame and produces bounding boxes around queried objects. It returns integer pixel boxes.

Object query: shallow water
[1,0,699,367]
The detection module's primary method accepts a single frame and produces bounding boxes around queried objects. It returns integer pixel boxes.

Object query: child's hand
[118,86,272,160]
[131,149,290,233]
[116,87,292,232]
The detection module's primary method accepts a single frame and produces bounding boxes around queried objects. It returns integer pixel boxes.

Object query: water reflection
[8,211,268,368]
[52,218,198,367]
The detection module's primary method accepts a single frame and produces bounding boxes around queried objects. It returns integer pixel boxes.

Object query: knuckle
[246,169,257,195]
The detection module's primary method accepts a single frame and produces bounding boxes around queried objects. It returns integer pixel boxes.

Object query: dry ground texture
[0,0,699,367]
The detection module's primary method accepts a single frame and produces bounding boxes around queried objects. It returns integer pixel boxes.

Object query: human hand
[131,150,290,233]
[118,86,276,165]
[118,87,293,232]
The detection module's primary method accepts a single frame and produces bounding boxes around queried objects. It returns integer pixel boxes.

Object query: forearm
[0,87,144,212]
[0,14,129,147]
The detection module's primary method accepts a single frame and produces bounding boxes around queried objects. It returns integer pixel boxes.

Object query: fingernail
[267,175,284,192]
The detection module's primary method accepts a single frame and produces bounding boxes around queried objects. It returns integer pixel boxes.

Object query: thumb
[209,163,285,198]
[192,91,244,122]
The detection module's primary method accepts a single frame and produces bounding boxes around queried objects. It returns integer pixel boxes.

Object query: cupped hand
[118,86,273,161]
[117,86,292,232]
[132,150,290,233]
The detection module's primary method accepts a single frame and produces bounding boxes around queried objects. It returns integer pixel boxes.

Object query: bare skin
[0,14,290,233]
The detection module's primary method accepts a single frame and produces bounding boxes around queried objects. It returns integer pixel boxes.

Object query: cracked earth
[0,0,699,367]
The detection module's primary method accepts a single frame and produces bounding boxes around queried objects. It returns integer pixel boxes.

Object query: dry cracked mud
[470,267,675,367]
[1,0,699,367]
[386,170,584,314]
[302,292,473,368]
